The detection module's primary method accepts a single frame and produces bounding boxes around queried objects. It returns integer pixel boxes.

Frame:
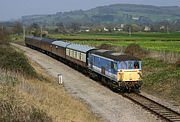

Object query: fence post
[57,74,63,85]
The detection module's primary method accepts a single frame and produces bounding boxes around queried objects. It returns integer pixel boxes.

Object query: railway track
[122,93,180,122]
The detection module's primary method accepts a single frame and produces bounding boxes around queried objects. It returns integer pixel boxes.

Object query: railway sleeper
[159,111,174,114]
[169,118,180,121]
[166,117,180,120]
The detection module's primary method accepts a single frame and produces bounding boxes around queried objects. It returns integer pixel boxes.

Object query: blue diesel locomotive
[88,49,142,91]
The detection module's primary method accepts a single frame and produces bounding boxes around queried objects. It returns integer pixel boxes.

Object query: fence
[147,49,180,63]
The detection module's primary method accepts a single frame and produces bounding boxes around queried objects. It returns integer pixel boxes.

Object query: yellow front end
[118,70,142,82]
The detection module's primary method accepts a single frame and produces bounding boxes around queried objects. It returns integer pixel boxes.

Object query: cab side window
[111,61,118,71]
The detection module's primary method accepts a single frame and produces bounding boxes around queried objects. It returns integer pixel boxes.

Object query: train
[25,36,143,92]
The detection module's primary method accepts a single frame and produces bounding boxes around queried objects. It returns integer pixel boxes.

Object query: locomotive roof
[90,49,140,61]
[67,43,95,53]
[52,41,71,48]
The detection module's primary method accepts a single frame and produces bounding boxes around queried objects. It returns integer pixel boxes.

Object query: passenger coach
[51,40,71,59]
[65,43,95,68]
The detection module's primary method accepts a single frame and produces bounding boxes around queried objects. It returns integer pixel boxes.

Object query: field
[142,58,180,103]
[50,32,180,52]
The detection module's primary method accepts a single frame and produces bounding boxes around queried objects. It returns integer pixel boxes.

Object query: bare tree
[56,22,66,33]
[70,22,81,32]
[0,27,9,44]
[29,23,41,36]
[13,21,23,35]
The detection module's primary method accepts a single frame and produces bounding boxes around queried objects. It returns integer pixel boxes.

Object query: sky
[0,0,180,21]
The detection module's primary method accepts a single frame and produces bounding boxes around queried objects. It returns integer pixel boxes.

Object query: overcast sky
[0,0,180,21]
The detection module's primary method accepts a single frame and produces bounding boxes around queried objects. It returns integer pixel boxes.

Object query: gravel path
[13,44,164,122]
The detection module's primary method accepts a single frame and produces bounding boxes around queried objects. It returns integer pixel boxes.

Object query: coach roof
[52,40,71,48]
[26,36,42,40]
[90,49,140,61]
[67,43,95,53]
[41,38,55,43]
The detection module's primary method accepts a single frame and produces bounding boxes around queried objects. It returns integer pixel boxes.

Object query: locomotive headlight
[118,72,123,81]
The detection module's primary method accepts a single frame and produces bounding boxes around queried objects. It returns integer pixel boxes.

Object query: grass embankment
[142,58,180,103]
[10,35,24,45]
[50,32,180,52]
[0,40,50,121]
[0,40,100,122]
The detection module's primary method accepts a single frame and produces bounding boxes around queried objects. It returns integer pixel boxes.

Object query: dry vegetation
[0,32,100,122]
[21,60,100,122]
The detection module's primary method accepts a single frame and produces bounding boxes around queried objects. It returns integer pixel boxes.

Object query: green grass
[11,32,180,52]
[10,35,25,45]
[50,32,180,40]
[49,32,180,52]
[68,40,180,52]
[142,58,180,103]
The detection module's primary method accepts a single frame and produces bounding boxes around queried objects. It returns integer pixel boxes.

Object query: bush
[98,43,112,50]
[0,29,9,45]
[0,45,37,78]
[175,60,180,68]
[125,43,149,58]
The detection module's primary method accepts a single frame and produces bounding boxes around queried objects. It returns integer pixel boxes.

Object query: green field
[51,32,180,40]
[50,32,180,52]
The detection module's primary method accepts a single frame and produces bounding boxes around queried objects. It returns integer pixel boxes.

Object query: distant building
[118,28,123,31]
[103,27,109,32]
[120,24,125,28]
[113,27,123,31]
[113,27,116,31]
[85,29,90,32]
[160,26,165,30]
[132,17,139,20]
[79,26,90,32]
[144,26,151,31]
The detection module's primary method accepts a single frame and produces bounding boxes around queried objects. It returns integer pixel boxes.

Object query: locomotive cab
[116,60,143,90]
[118,61,142,82]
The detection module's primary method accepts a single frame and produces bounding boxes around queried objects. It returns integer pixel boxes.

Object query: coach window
[66,49,69,56]
[77,52,80,60]
[74,51,76,58]
[70,50,73,57]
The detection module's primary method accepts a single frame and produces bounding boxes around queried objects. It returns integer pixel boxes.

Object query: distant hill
[22,4,180,25]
